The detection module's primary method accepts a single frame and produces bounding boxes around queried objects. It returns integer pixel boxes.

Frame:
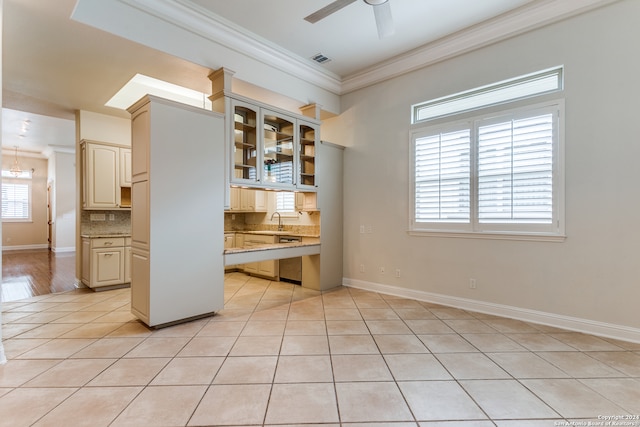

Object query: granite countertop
[225,230,321,238]
[81,233,132,238]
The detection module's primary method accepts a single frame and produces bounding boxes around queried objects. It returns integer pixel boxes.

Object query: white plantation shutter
[276,192,295,212]
[2,182,30,220]
[411,101,563,238]
[478,113,554,224]
[414,128,470,222]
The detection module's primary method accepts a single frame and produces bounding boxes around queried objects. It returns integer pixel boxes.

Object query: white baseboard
[343,277,640,344]
[2,244,49,251]
[52,246,76,253]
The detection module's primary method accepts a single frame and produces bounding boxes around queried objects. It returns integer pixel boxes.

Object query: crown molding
[119,0,343,94]
[120,0,619,96]
[341,0,620,93]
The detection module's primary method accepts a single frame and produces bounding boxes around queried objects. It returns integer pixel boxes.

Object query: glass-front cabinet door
[262,110,295,187]
[298,122,318,189]
[232,101,259,184]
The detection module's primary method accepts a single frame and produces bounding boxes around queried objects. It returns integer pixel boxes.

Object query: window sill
[408,230,566,242]
[2,219,33,223]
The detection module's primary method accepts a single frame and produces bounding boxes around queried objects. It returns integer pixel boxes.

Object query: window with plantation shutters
[410,102,564,239]
[2,173,32,221]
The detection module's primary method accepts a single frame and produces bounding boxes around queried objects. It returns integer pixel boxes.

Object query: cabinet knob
[104,241,113,246]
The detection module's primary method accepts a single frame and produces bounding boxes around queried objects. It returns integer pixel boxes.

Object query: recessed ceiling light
[106,74,212,111]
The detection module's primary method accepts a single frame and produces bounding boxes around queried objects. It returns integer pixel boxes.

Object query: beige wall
[324,0,640,339]
[49,151,76,252]
[76,110,131,146]
[2,154,49,249]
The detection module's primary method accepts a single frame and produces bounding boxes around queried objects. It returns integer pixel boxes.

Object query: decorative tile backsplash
[81,210,131,236]
[224,212,320,237]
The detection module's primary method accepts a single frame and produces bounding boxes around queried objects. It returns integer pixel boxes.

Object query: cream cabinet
[240,234,278,278]
[81,236,130,289]
[224,233,235,249]
[128,95,225,327]
[227,188,267,212]
[120,148,132,187]
[295,192,318,211]
[81,141,132,210]
[124,238,132,283]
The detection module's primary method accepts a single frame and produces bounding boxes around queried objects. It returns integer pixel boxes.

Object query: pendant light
[10,146,23,177]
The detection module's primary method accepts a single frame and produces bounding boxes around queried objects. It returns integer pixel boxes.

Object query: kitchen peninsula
[209,67,344,293]
[123,70,343,327]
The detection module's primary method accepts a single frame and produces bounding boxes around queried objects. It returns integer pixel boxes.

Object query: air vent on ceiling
[311,53,332,64]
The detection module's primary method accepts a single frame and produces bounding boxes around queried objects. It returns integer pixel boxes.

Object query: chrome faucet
[271,211,283,231]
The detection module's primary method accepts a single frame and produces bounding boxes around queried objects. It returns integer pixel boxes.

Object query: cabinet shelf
[235,122,256,132]
[235,141,257,149]
[235,164,256,170]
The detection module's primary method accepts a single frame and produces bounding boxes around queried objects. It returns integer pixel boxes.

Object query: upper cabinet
[298,122,318,191]
[232,100,259,184]
[263,109,295,187]
[209,68,321,195]
[228,98,319,191]
[81,140,131,210]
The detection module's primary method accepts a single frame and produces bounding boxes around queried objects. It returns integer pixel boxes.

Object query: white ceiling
[2,0,615,155]
[187,0,534,77]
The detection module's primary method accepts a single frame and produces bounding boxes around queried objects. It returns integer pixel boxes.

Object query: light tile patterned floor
[1,272,640,426]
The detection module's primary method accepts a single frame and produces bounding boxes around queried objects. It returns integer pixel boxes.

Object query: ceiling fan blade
[304,0,358,24]
[372,1,394,38]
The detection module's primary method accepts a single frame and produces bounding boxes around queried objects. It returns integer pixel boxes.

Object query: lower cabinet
[124,241,132,283]
[130,248,150,321]
[240,234,278,279]
[81,236,132,289]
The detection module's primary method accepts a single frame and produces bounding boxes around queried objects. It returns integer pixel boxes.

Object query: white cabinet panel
[128,95,225,327]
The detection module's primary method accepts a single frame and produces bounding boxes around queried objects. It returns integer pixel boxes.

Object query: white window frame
[412,66,563,123]
[2,170,33,222]
[410,100,565,241]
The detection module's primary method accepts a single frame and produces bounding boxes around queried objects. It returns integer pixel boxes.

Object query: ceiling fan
[304,0,394,39]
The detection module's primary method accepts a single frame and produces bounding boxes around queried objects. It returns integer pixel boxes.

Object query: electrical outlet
[360,225,365,234]
[395,269,401,278]
[379,266,385,274]
[359,264,365,273]
[469,278,477,289]
[109,214,115,221]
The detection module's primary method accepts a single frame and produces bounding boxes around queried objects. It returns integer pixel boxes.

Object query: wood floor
[1,249,77,302]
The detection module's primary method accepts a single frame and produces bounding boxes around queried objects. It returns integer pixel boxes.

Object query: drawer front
[91,237,125,248]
